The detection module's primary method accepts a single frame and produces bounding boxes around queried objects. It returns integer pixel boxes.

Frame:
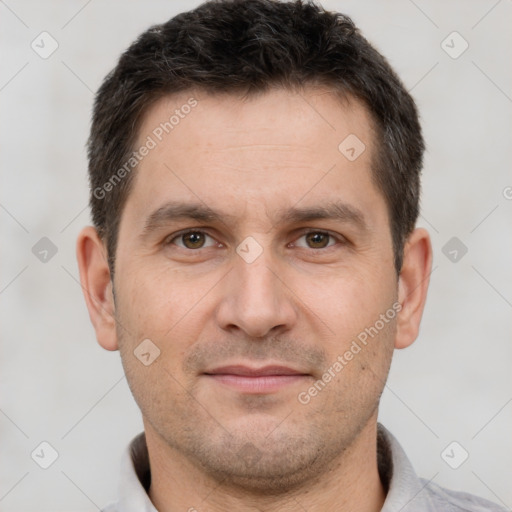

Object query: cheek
[115,265,205,336]
[296,266,398,401]
[113,265,224,385]
[319,307,396,409]
[294,263,397,339]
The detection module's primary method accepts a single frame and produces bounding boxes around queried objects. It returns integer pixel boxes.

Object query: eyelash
[165,229,345,250]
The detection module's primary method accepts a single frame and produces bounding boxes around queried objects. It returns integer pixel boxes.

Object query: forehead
[124,87,385,229]
[138,87,375,157]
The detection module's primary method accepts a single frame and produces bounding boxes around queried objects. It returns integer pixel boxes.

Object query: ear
[395,228,432,349]
[76,226,118,351]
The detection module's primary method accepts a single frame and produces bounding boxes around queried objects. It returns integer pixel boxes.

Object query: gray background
[1,0,511,510]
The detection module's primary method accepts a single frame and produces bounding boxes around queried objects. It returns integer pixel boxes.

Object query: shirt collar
[116,432,157,512]
[378,426,437,511]
[110,423,436,512]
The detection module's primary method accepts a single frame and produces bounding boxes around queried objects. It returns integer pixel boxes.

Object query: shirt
[103,424,507,511]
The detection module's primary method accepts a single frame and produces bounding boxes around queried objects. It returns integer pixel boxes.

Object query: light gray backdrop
[1,0,511,510]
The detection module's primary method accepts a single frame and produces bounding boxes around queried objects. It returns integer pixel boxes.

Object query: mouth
[203,365,311,394]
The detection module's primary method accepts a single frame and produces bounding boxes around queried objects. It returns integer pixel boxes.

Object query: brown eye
[305,232,331,248]
[181,232,206,249]
[169,231,217,249]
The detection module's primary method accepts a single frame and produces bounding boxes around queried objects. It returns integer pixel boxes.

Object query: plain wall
[1,0,511,510]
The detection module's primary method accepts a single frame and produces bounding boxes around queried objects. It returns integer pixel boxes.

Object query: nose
[215,250,298,339]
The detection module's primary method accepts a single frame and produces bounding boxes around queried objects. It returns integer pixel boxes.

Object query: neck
[145,417,386,512]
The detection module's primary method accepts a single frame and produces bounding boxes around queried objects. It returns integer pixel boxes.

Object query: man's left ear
[395,228,432,349]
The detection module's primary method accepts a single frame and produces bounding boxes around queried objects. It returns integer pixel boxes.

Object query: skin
[77,87,432,512]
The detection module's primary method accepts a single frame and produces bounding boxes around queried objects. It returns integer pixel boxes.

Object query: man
[76,1,506,510]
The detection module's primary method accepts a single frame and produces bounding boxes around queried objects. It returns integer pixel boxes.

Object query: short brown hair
[88,0,424,273]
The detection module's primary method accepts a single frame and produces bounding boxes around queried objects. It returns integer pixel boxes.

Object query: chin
[180,429,340,495]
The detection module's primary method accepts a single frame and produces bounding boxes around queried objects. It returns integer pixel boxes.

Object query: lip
[203,365,310,394]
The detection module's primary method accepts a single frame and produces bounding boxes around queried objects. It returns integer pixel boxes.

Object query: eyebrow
[139,200,368,240]
[276,202,367,230]
[140,202,232,238]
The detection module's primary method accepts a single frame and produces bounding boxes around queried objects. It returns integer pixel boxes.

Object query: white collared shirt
[103,424,507,512]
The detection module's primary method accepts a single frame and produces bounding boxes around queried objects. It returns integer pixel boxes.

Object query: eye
[294,231,338,249]
[169,230,217,249]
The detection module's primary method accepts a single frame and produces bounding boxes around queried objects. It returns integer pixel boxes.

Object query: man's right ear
[76,226,118,351]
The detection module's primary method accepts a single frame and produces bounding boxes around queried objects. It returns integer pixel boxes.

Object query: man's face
[113,88,398,490]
